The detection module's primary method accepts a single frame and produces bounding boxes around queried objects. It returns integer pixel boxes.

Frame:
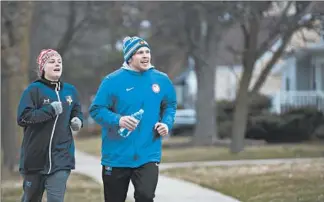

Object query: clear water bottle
[118,109,144,138]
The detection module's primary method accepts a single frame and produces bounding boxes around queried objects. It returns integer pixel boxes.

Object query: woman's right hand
[50,101,62,115]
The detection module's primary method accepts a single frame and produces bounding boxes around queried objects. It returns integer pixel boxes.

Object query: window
[286,77,290,91]
[311,64,316,90]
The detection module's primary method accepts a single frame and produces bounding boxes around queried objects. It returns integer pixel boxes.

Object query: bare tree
[1,1,34,171]
[230,1,320,153]
[181,2,230,145]
[140,2,237,145]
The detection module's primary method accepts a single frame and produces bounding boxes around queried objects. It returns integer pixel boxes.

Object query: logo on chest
[65,95,73,106]
[43,98,50,104]
[152,84,160,93]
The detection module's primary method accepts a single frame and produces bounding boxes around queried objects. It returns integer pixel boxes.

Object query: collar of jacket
[121,62,155,76]
[35,76,64,90]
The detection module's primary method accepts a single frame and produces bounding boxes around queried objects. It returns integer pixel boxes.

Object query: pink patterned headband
[37,49,62,73]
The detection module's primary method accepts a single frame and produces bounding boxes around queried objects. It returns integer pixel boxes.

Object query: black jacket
[17,78,83,174]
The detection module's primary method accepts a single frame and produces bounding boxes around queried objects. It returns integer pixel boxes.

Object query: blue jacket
[89,66,177,168]
[17,78,83,174]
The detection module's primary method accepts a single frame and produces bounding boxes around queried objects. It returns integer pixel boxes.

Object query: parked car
[171,109,196,136]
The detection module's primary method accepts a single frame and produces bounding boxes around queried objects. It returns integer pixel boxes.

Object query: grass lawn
[75,136,324,162]
[161,160,324,202]
[1,171,104,202]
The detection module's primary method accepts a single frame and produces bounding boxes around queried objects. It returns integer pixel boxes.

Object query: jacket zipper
[47,82,61,174]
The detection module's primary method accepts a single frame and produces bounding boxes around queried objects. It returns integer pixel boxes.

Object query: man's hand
[119,116,139,131]
[155,122,169,136]
[70,117,82,131]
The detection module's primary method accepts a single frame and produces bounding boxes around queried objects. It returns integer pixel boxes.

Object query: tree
[180,2,233,145]
[1,1,34,171]
[26,1,140,103]
[1,1,130,170]
[140,2,237,145]
[229,1,321,153]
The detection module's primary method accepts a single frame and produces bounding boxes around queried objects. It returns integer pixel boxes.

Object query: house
[173,61,282,109]
[173,16,284,109]
[174,8,323,110]
[272,41,324,113]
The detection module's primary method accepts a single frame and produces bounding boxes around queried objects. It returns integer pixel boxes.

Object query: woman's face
[43,55,62,81]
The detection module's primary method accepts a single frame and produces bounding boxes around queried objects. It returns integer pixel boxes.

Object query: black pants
[102,162,159,202]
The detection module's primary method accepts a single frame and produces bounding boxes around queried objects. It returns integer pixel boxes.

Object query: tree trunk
[1,75,18,171]
[1,73,19,171]
[1,1,33,172]
[230,66,254,153]
[230,14,259,153]
[192,58,218,145]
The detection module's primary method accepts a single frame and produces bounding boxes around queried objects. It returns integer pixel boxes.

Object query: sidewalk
[74,150,240,202]
[74,150,323,202]
[159,157,324,170]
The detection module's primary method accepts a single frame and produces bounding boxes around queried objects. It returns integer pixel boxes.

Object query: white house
[272,41,324,113]
[174,19,323,110]
[174,63,282,108]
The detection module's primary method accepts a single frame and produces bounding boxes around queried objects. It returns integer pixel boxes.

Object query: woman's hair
[35,66,44,78]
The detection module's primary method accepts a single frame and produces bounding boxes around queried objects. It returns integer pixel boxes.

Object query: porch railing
[272,91,324,114]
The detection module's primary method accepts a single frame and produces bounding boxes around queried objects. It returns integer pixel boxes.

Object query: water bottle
[118,109,144,138]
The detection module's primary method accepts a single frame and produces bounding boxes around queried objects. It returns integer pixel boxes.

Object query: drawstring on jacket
[47,81,61,174]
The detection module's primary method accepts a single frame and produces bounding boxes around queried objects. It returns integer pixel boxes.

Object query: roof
[284,42,324,59]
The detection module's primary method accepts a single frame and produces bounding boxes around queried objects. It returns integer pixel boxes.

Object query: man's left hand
[155,122,169,136]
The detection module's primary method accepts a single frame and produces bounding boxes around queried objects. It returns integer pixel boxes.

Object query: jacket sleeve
[160,77,177,131]
[70,87,84,127]
[89,77,121,127]
[17,86,56,127]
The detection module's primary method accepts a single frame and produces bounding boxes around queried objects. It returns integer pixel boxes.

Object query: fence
[272,91,324,114]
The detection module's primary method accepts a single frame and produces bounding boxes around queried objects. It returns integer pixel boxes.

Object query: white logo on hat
[152,84,160,93]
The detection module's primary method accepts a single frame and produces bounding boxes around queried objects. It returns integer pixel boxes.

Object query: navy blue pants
[21,170,71,202]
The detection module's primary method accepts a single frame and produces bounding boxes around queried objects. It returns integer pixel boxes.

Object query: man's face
[129,47,151,71]
[43,55,62,81]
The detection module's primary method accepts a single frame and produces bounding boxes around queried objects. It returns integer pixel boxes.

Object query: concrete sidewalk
[74,150,323,202]
[158,157,324,170]
[127,173,239,202]
[74,150,240,202]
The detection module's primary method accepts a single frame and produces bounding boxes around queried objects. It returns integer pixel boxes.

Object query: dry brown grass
[75,136,324,162]
[161,160,324,202]
[1,172,104,202]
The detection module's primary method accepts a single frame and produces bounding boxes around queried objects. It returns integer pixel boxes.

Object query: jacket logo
[43,99,50,104]
[66,96,73,106]
[126,87,134,91]
[105,166,112,175]
[152,84,160,93]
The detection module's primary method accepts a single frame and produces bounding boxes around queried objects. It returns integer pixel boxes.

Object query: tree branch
[56,2,91,56]
[255,1,316,62]
[255,2,293,60]
[241,22,248,44]
[250,2,318,94]
[251,31,292,94]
